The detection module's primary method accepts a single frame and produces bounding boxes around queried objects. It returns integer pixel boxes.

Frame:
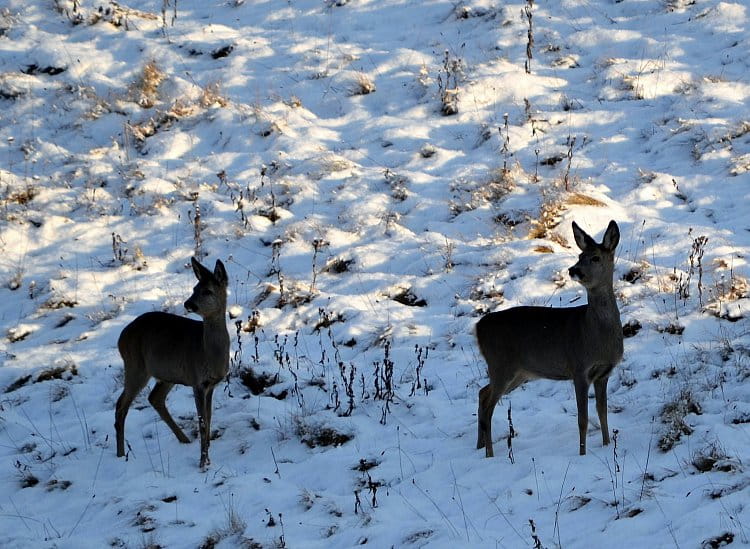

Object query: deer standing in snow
[475,220,622,457]
[115,257,230,469]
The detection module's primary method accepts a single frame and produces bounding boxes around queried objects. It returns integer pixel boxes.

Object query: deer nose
[184,299,197,312]
[568,266,582,280]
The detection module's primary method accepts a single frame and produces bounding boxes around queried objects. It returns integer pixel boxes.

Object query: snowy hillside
[1,0,749,547]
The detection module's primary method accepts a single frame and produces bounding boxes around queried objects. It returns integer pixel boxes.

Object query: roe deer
[115,257,230,469]
[475,220,622,457]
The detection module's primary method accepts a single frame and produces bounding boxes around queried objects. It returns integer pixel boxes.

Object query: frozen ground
[0,0,749,547]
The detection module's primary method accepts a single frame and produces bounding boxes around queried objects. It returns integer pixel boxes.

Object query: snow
[1,0,749,547]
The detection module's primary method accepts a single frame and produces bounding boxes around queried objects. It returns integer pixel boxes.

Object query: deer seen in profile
[115,257,230,469]
[475,220,623,457]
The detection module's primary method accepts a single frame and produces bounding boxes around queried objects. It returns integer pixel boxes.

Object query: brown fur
[115,258,230,469]
[476,220,623,456]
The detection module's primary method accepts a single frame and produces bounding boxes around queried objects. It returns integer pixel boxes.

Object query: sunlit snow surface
[0,1,749,547]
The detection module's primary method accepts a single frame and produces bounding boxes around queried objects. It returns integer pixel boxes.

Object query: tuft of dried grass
[135,60,164,108]
[350,73,376,96]
[528,192,565,240]
[534,245,554,253]
[200,81,229,108]
[476,168,516,203]
[705,271,748,321]
[565,192,607,207]
[6,186,38,205]
[168,98,197,118]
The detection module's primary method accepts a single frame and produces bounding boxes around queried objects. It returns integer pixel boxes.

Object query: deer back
[118,312,229,387]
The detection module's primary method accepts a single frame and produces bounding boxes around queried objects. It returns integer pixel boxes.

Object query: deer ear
[191,257,210,281]
[213,260,228,285]
[602,220,620,251]
[572,221,595,251]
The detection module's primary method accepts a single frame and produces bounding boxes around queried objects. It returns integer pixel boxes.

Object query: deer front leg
[193,386,210,469]
[573,373,589,456]
[205,385,215,451]
[477,384,490,450]
[594,376,610,446]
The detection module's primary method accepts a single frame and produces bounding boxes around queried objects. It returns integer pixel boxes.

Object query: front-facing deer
[476,220,622,457]
[115,257,230,469]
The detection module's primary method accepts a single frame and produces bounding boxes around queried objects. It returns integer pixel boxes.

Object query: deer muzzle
[568,266,583,281]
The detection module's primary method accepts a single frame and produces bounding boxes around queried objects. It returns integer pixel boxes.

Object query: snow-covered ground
[1,0,749,547]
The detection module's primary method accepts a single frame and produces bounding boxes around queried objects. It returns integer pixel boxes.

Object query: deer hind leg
[573,373,590,456]
[478,369,524,458]
[149,381,190,444]
[594,376,610,446]
[115,362,150,458]
[477,383,503,458]
[477,384,490,450]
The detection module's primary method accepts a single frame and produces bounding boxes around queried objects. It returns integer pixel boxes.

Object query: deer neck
[201,312,230,356]
[584,285,620,325]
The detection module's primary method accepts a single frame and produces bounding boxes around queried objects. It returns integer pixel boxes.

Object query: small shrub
[437,49,463,115]
[5,375,31,393]
[391,287,427,307]
[211,45,234,59]
[323,257,354,274]
[295,418,353,448]
[6,185,38,205]
[658,388,701,451]
[692,443,741,474]
[4,362,78,393]
[239,368,277,395]
[19,472,39,488]
[658,322,685,336]
[46,479,72,492]
[622,319,642,338]
[36,362,78,383]
[701,533,734,549]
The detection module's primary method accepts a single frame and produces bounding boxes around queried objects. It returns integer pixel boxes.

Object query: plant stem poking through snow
[188,192,204,259]
[310,238,329,294]
[563,135,576,191]
[524,1,534,74]
[506,401,515,464]
[529,518,544,549]
[438,49,462,116]
[500,113,511,174]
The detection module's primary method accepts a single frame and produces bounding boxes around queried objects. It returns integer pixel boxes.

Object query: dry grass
[5,185,38,206]
[475,168,516,203]
[565,192,607,207]
[200,81,229,108]
[350,73,376,96]
[705,271,749,320]
[528,191,565,241]
[168,98,197,118]
[534,245,554,253]
[135,60,164,108]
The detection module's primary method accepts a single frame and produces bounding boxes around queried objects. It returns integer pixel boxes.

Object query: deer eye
[592,256,601,263]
